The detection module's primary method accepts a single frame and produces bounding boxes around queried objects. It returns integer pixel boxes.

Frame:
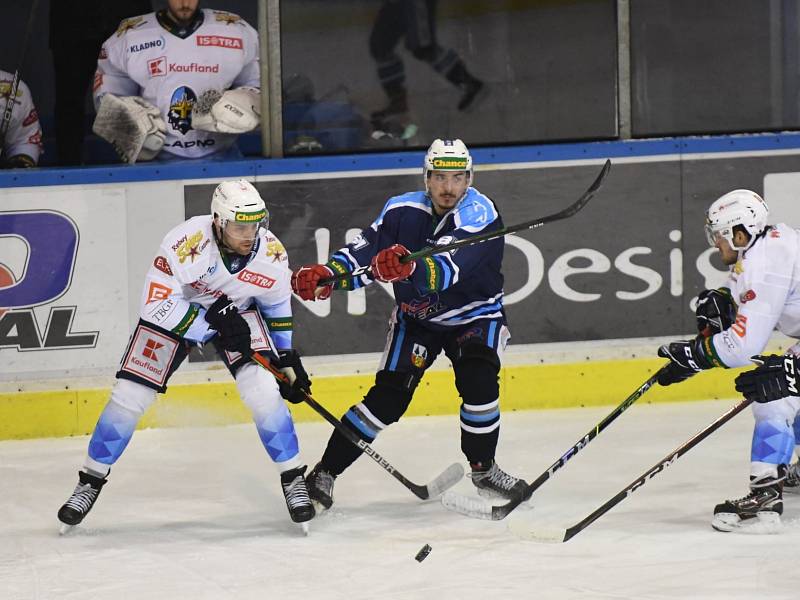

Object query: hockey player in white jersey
[0,69,42,168]
[58,180,316,531]
[92,0,261,163]
[657,189,800,532]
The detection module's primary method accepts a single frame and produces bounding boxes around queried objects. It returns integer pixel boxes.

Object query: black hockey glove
[276,349,311,404]
[657,337,713,386]
[734,355,800,403]
[205,295,252,356]
[696,288,737,336]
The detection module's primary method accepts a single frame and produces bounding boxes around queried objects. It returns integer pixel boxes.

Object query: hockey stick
[250,352,464,499]
[509,396,753,543]
[0,0,39,161]
[319,159,612,285]
[442,368,663,520]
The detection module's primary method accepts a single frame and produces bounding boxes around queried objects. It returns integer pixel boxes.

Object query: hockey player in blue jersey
[291,139,529,510]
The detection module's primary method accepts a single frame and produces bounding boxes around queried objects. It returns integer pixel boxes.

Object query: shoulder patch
[153,256,173,276]
[116,16,146,36]
[213,11,242,25]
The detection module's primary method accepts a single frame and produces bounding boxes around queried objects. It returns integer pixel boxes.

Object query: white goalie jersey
[140,216,294,351]
[0,69,42,164]
[708,223,800,368]
[94,9,260,159]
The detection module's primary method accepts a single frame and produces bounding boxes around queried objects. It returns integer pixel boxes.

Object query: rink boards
[2,133,800,439]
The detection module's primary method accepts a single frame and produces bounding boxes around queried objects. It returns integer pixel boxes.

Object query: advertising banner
[0,186,129,377]
[184,154,800,356]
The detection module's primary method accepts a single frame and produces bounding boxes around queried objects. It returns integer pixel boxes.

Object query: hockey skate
[712,471,784,533]
[468,460,529,502]
[306,462,336,511]
[784,461,800,494]
[369,98,417,143]
[457,78,488,112]
[281,465,315,534]
[57,470,108,533]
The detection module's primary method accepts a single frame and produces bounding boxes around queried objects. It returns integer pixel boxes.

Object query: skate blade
[299,522,309,536]
[712,511,782,534]
[476,487,533,507]
[59,523,75,536]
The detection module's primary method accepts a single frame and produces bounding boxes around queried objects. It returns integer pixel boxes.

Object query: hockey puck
[414,544,432,562]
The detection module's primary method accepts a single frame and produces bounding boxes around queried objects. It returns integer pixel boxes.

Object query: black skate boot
[457,78,488,112]
[712,469,784,533]
[370,95,408,128]
[306,462,336,510]
[58,470,108,529]
[468,460,529,502]
[784,461,800,494]
[280,465,315,524]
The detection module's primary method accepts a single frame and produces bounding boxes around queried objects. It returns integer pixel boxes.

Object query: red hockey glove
[291,264,334,301]
[370,244,417,283]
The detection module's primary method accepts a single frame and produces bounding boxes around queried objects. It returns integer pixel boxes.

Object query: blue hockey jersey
[327,187,505,329]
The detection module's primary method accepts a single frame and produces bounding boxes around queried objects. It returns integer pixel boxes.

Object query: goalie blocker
[92,94,166,164]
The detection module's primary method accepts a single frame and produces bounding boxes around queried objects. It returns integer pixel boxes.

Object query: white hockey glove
[192,87,261,134]
[92,94,166,164]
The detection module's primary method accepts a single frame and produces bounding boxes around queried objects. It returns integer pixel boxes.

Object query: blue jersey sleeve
[325,193,422,290]
[409,190,501,294]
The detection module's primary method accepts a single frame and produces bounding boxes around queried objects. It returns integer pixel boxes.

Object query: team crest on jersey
[411,344,428,369]
[214,11,242,24]
[0,80,23,101]
[265,238,286,262]
[175,230,205,263]
[168,86,197,134]
[116,16,145,36]
[400,294,445,320]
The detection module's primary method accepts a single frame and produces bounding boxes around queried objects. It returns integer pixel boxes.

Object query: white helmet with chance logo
[423,138,473,191]
[704,189,769,251]
[211,179,269,241]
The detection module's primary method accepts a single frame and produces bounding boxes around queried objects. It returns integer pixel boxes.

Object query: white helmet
[423,138,473,190]
[211,179,269,235]
[704,189,769,251]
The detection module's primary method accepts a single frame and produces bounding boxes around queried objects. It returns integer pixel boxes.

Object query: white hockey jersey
[140,215,294,350]
[0,70,42,164]
[94,9,260,159]
[706,223,800,368]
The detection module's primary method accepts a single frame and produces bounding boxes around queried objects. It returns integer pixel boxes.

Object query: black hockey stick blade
[509,397,752,543]
[319,159,612,285]
[250,353,464,499]
[442,367,661,520]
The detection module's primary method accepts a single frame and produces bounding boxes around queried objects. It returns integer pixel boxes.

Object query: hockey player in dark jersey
[291,139,528,510]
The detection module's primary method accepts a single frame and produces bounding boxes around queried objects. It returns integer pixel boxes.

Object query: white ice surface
[2,399,798,600]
